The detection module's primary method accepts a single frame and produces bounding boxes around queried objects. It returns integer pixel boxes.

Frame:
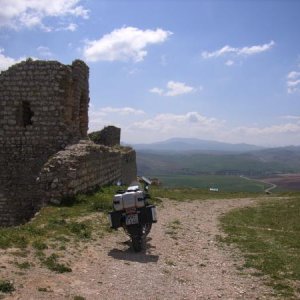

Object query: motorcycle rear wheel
[132,235,143,252]
[126,224,146,252]
[144,223,152,236]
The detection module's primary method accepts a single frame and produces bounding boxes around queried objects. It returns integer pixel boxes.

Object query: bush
[32,240,48,250]
[0,280,15,293]
[42,254,72,273]
[68,222,91,239]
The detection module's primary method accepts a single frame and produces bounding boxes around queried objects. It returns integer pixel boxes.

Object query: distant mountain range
[132,138,300,177]
[131,137,264,153]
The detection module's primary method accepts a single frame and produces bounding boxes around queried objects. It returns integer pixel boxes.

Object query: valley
[135,138,300,192]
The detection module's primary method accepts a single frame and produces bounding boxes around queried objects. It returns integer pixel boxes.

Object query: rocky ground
[0,198,277,300]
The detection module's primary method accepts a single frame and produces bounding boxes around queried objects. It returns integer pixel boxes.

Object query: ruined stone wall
[0,59,89,226]
[121,149,137,185]
[38,141,136,204]
[89,126,121,147]
[0,59,137,226]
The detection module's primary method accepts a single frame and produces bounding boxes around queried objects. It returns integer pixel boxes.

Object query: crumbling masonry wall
[88,126,121,147]
[88,125,137,186]
[120,150,137,185]
[0,59,137,226]
[38,141,136,203]
[39,141,121,203]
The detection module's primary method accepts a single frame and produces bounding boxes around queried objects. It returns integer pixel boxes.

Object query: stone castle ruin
[0,59,136,226]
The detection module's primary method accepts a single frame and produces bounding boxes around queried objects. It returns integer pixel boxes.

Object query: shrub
[0,280,15,293]
[42,254,72,273]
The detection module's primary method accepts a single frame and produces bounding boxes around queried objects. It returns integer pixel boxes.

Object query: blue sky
[1,0,300,146]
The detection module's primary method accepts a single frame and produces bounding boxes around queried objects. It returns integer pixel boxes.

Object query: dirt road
[1,198,275,300]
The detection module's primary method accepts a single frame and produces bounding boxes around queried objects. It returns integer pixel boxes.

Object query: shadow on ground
[108,238,159,263]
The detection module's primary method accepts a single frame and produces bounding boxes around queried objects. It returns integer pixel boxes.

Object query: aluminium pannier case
[108,210,122,229]
[113,194,123,211]
[113,190,145,211]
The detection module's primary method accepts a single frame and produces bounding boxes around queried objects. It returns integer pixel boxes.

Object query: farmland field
[155,175,269,192]
[259,173,300,192]
[137,148,300,177]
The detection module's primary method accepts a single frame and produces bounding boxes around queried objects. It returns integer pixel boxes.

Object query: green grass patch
[165,218,182,239]
[32,240,48,250]
[0,185,121,250]
[10,250,28,257]
[156,175,268,192]
[41,253,72,273]
[37,286,52,292]
[67,221,92,239]
[151,186,261,201]
[138,150,300,177]
[165,258,177,266]
[73,296,86,300]
[220,197,300,298]
[15,261,31,270]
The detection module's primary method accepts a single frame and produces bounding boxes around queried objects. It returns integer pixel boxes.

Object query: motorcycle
[108,178,157,252]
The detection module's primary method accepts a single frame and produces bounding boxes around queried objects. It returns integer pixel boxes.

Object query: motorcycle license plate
[126,214,138,225]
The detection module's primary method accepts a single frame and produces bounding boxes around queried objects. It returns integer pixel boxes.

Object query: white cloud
[89,109,225,144]
[89,107,145,119]
[88,106,145,134]
[287,71,300,80]
[165,81,195,96]
[238,40,275,55]
[287,70,300,94]
[287,79,300,94]
[149,87,164,95]
[202,40,275,59]
[0,49,25,71]
[225,60,234,66]
[202,45,235,59]
[87,106,300,146]
[37,46,53,58]
[0,0,89,31]
[127,68,140,76]
[150,81,196,97]
[233,122,300,136]
[281,115,300,121]
[99,107,145,115]
[125,112,224,143]
[211,119,300,147]
[56,23,78,32]
[225,118,300,146]
[83,26,172,62]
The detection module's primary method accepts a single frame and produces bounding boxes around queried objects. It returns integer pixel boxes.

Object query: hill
[132,138,263,153]
[136,145,300,177]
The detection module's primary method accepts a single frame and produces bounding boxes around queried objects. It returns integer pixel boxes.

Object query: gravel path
[1,198,276,300]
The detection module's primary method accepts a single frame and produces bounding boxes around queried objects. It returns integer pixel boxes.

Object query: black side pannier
[108,210,123,229]
[139,205,157,224]
[108,205,157,229]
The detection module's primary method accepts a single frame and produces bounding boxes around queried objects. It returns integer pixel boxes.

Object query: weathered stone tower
[0,59,89,226]
[89,126,121,147]
[0,59,136,226]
